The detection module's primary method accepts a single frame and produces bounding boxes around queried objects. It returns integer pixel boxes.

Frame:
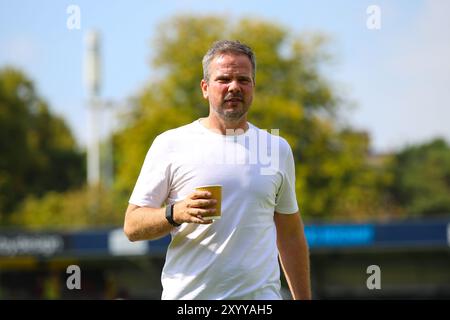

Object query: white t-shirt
[129,119,299,300]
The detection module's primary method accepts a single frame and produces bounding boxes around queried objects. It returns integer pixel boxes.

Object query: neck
[202,115,248,135]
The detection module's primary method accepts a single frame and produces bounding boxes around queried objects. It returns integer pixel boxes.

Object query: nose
[228,80,241,93]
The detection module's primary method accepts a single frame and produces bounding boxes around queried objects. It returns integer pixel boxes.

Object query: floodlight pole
[84,30,101,187]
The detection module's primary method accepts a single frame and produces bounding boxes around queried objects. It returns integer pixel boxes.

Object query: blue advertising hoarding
[0,219,448,257]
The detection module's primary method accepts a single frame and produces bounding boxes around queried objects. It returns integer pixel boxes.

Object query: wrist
[165,203,181,227]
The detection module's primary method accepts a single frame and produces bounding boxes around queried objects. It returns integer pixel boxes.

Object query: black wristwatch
[165,203,181,227]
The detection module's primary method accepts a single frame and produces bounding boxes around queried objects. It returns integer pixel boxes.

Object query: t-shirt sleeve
[128,134,171,208]
[274,140,299,214]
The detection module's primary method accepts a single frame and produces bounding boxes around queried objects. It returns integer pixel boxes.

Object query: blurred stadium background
[1,2,449,299]
[1,219,449,299]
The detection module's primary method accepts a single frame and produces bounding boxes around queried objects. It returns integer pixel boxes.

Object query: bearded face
[201,53,254,122]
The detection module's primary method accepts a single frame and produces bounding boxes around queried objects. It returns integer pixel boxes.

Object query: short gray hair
[202,40,256,83]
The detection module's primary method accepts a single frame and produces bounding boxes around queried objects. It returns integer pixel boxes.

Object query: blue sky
[1,0,449,153]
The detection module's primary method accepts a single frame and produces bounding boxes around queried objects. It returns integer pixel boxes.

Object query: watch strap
[165,203,181,227]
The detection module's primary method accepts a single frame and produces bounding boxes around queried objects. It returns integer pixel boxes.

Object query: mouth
[224,98,243,103]
[224,93,244,103]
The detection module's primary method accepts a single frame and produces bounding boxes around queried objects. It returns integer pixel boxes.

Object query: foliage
[390,138,450,216]
[114,15,393,221]
[0,68,85,223]
[8,16,448,229]
[11,186,126,230]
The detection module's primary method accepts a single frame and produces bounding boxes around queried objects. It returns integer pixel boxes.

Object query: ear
[200,79,208,100]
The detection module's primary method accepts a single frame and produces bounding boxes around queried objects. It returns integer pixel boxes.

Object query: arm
[123,204,172,241]
[274,211,312,300]
[124,191,216,241]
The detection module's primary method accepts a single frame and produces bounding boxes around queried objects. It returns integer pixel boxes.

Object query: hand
[172,191,217,225]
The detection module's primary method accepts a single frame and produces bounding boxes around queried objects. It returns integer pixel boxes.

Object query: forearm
[278,232,312,300]
[124,205,174,241]
[124,191,216,241]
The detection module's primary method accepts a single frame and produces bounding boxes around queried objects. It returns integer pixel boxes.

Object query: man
[124,40,311,300]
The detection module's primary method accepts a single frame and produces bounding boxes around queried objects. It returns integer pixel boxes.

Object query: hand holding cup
[172,185,221,224]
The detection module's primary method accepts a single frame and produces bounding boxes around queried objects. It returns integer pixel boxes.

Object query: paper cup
[195,185,222,220]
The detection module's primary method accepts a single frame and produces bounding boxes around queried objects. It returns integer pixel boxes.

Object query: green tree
[11,186,124,230]
[0,67,84,223]
[390,138,450,216]
[114,15,391,221]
